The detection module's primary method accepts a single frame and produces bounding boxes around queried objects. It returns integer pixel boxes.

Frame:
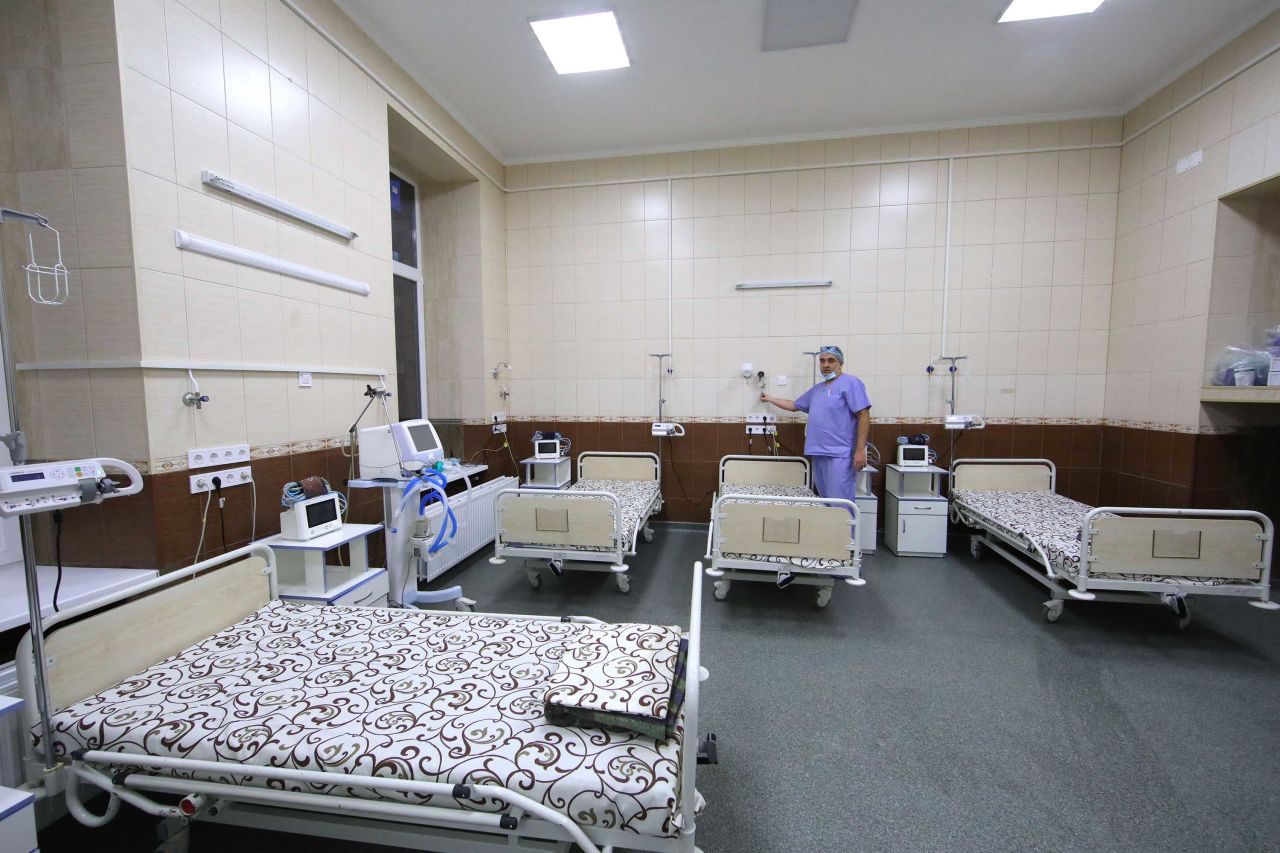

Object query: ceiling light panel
[998,0,1106,23]
[530,11,630,75]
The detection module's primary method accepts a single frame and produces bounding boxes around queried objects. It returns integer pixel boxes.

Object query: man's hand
[853,447,867,470]
[760,392,769,404]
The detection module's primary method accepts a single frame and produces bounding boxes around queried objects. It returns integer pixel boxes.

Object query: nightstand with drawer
[883,464,948,557]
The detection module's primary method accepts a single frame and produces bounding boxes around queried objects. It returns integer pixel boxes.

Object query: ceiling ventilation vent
[763,0,858,51]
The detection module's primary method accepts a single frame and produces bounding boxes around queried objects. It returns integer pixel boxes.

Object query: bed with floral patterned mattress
[705,456,865,608]
[948,458,1278,626]
[492,452,663,593]
[29,546,711,853]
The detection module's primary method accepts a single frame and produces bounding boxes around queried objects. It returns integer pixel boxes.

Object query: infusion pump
[0,458,143,518]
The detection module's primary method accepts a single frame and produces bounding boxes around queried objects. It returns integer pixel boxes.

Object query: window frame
[390,170,428,419]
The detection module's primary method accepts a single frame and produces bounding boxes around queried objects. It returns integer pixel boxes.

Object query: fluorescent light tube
[530,11,630,75]
[174,230,370,296]
[734,279,833,290]
[201,171,357,240]
[998,0,1105,23]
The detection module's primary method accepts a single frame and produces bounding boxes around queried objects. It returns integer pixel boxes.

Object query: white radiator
[417,476,516,583]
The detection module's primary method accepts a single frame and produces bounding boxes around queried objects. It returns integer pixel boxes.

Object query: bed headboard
[951,459,1056,492]
[41,555,271,712]
[720,455,809,488]
[578,451,659,481]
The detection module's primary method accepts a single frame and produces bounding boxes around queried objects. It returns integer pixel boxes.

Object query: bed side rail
[711,493,859,562]
[950,458,1056,493]
[577,451,660,482]
[1081,507,1275,586]
[718,454,809,488]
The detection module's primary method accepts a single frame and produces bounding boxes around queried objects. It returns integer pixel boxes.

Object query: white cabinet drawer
[897,500,947,516]
[332,572,390,607]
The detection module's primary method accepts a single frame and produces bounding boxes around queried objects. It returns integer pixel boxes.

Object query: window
[390,172,426,419]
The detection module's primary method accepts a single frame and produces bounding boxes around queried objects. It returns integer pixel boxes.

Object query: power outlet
[188,444,251,470]
[745,425,778,435]
[189,465,254,495]
[491,411,508,434]
[746,414,777,424]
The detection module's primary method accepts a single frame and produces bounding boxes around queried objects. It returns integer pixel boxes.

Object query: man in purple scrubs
[761,345,871,503]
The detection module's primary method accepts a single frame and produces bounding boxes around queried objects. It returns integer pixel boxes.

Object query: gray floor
[41,527,1280,852]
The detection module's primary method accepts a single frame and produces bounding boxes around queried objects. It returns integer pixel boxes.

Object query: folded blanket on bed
[544,623,687,740]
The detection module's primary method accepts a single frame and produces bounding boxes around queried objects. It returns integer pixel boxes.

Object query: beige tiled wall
[1204,193,1280,386]
[504,120,1120,421]
[0,0,144,463]
[1108,10,1280,429]
[111,0,516,465]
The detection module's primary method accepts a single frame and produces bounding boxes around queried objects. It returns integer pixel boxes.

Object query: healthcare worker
[761,344,871,505]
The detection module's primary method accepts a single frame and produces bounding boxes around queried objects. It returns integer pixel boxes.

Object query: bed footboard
[712,494,858,563]
[1082,507,1274,587]
[494,489,623,548]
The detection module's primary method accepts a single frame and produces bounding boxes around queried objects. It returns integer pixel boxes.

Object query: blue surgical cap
[819,345,844,363]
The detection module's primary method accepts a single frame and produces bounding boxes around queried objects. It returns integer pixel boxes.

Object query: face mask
[820,370,839,382]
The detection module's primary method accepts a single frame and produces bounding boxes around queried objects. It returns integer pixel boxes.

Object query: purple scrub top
[794,373,871,456]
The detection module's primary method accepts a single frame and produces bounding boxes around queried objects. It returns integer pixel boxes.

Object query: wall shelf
[1200,386,1280,403]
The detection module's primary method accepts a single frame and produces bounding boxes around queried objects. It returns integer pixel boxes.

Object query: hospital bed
[704,455,865,607]
[491,451,662,593]
[17,543,712,853]
[949,458,1279,627]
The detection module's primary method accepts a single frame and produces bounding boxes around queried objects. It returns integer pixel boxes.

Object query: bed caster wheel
[642,526,655,543]
[816,587,832,608]
[1043,601,1064,623]
[1171,596,1191,630]
[547,558,563,577]
[526,570,542,589]
[713,581,729,601]
[615,573,631,593]
[454,597,476,612]
[968,537,983,559]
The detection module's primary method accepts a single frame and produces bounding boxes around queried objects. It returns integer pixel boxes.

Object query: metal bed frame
[948,457,1279,627]
[17,544,712,853]
[704,455,865,608]
[490,451,662,593]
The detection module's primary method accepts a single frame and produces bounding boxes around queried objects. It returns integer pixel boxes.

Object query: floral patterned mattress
[717,482,857,572]
[45,601,687,838]
[951,489,1248,586]
[564,479,661,552]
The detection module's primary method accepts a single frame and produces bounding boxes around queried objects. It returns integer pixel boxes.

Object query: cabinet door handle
[901,519,906,533]
[354,590,377,605]
[913,505,933,511]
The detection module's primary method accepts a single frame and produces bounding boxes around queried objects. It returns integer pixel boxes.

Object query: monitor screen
[406,423,439,452]
[305,496,339,528]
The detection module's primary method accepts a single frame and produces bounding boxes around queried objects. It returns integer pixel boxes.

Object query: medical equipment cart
[519,455,572,489]
[883,464,948,557]
[265,523,389,607]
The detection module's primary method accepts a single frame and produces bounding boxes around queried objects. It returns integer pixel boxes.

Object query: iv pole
[0,207,67,771]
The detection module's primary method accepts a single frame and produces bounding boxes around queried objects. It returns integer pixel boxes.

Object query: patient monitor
[359,419,445,479]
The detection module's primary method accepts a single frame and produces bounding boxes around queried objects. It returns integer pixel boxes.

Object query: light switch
[776,375,788,386]
[298,371,313,387]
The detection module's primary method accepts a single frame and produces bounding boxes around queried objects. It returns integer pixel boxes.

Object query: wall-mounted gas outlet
[491,411,508,434]
[190,465,253,495]
[188,444,251,470]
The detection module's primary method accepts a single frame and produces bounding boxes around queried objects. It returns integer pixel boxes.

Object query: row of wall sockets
[189,466,254,495]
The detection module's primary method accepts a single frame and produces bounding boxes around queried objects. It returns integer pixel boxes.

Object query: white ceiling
[335,0,1280,164]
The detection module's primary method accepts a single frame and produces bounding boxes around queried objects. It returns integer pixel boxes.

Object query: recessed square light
[998,0,1106,23]
[530,11,630,75]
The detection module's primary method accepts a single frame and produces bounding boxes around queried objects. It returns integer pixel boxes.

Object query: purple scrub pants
[811,454,858,505]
